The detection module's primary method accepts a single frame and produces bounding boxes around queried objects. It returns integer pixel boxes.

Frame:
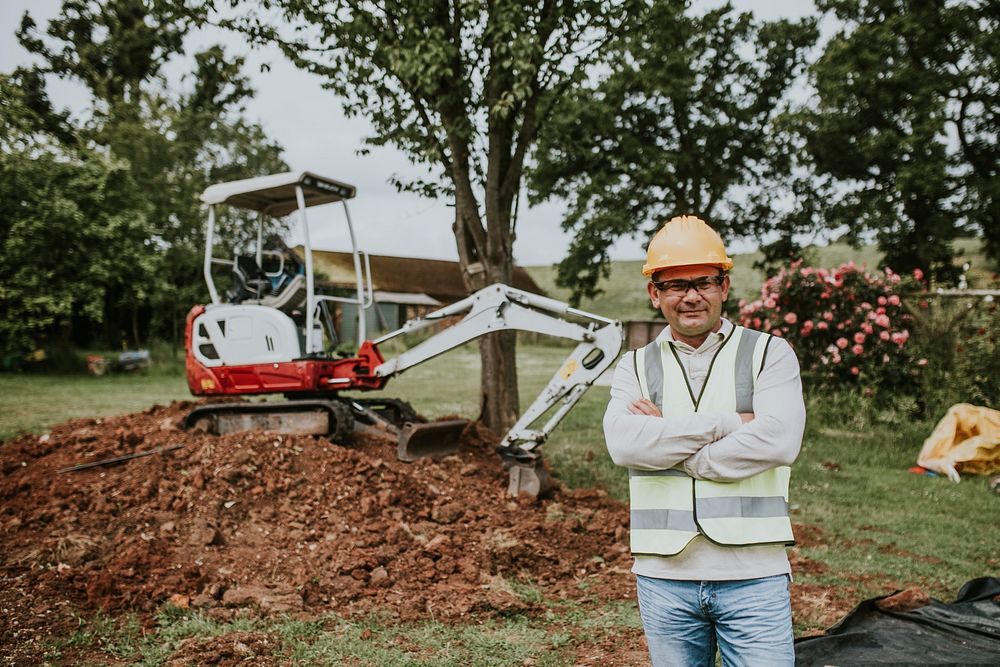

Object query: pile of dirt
[0,401,635,626]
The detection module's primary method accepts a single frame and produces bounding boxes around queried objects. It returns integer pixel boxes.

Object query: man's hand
[628,399,663,417]
[739,412,755,423]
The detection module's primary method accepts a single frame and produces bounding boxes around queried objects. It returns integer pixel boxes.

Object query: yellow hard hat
[641,215,733,276]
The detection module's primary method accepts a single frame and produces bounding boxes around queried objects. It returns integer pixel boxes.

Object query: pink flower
[879,330,890,341]
[801,320,814,333]
[764,298,777,309]
[852,344,864,355]
[877,296,887,306]
[861,302,872,310]
[836,337,849,350]
[822,311,834,321]
[853,332,866,344]
[917,358,928,366]
[817,321,829,330]
[875,306,886,315]
[888,294,900,306]
[862,322,874,334]
[752,317,761,328]
[784,312,798,325]
[913,268,924,281]
[850,366,860,376]
[875,314,890,328]
[771,328,783,337]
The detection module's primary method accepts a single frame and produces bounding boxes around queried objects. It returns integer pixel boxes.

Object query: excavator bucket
[397,419,468,462]
[506,457,556,498]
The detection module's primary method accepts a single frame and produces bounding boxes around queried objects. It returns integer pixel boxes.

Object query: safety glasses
[650,275,726,296]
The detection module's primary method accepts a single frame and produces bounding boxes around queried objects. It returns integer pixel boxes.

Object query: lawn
[2,341,997,665]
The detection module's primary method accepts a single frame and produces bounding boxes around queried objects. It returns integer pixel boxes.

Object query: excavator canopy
[200,171,356,217]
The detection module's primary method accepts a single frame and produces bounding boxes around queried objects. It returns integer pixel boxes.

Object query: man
[604,215,805,666]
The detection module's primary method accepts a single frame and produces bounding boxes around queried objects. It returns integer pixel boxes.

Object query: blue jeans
[635,574,794,667]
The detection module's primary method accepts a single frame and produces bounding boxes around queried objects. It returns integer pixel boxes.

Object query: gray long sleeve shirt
[603,318,806,581]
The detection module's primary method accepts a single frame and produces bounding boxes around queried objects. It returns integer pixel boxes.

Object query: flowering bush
[737,261,921,392]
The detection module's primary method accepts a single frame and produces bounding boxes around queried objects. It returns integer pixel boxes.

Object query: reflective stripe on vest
[628,326,794,555]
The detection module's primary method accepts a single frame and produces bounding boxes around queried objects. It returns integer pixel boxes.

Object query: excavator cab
[185,171,624,497]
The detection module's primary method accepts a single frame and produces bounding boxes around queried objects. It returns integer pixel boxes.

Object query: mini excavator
[183,171,623,496]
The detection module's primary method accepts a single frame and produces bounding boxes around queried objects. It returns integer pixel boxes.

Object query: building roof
[307,249,544,302]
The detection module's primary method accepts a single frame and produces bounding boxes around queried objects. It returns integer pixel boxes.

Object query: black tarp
[795,577,1000,666]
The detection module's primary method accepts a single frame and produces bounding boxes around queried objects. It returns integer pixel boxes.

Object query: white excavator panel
[192,304,301,367]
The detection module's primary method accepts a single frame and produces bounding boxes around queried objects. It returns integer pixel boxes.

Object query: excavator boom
[184,171,623,496]
[372,284,623,468]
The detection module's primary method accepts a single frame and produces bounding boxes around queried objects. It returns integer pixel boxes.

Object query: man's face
[647,264,730,342]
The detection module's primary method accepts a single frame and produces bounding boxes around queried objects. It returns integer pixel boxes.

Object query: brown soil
[0,401,635,664]
[0,400,876,664]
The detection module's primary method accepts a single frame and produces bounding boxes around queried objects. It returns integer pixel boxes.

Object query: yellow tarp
[917,403,1000,482]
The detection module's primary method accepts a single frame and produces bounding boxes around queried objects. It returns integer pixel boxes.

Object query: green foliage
[906,293,1000,415]
[0,73,154,355]
[801,0,999,281]
[528,0,817,304]
[3,0,287,354]
[737,261,922,394]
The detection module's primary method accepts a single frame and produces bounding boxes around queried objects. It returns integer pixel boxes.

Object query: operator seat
[229,254,308,315]
[231,256,271,301]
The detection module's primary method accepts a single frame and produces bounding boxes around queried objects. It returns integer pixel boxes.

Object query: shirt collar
[655,317,733,353]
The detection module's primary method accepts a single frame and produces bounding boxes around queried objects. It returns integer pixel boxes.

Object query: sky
[1,0,820,267]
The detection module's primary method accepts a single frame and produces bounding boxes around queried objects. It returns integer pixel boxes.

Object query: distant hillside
[525,238,994,322]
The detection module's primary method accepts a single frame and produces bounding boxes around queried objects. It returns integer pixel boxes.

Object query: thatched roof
[306,249,544,303]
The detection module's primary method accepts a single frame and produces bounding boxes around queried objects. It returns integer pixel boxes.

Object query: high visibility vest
[629,326,795,556]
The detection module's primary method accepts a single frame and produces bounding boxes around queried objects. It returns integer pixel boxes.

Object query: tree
[951,1,999,263]
[0,73,153,356]
[801,0,998,280]
[13,0,286,350]
[226,0,638,432]
[528,0,817,303]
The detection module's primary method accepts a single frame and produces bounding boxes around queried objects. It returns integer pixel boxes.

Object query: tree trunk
[451,185,519,434]
[479,329,519,433]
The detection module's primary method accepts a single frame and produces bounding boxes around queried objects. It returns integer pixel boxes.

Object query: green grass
[790,391,998,603]
[0,371,191,440]
[44,602,639,666]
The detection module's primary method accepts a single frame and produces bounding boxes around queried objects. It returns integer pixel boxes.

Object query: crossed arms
[602,336,806,482]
